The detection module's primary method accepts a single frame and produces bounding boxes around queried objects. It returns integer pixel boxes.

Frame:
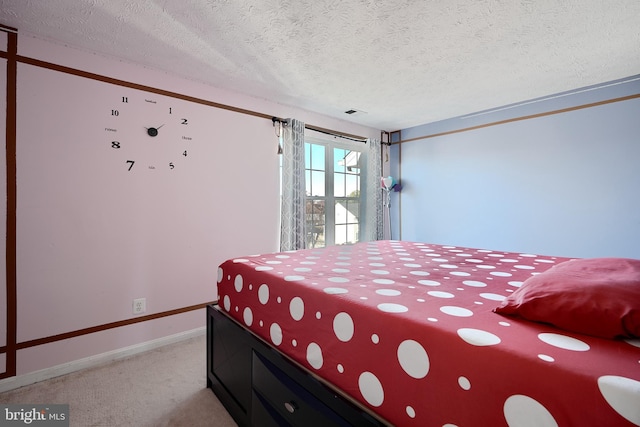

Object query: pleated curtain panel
[366,138,384,241]
[280,118,307,251]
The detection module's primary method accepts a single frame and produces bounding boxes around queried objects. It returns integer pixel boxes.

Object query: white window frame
[305,135,368,247]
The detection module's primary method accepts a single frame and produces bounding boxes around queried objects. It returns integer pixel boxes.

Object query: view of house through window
[305,140,363,248]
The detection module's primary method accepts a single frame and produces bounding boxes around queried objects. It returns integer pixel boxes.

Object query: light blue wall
[398,76,640,258]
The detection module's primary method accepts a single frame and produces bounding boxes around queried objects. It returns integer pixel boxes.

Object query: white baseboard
[0,326,206,393]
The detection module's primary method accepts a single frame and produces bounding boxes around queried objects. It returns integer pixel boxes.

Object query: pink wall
[2,33,380,377]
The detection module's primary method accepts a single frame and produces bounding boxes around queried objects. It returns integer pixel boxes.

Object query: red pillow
[494,257,640,339]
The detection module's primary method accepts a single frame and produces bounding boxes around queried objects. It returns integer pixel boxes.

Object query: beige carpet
[0,334,237,427]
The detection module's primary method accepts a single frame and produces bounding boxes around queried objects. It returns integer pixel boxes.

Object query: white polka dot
[294,267,312,272]
[499,321,511,327]
[441,306,473,317]
[284,275,305,281]
[306,343,323,369]
[440,264,458,269]
[458,376,471,390]
[410,270,431,276]
[217,267,223,283]
[465,258,484,263]
[371,269,390,275]
[428,291,454,298]
[329,276,350,283]
[255,266,274,271]
[373,278,395,285]
[538,354,555,362]
[515,265,535,270]
[265,260,282,264]
[223,295,231,311]
[275,254,290,259]
[397,340,430,379]
[597,376,640,425]
[233,258,249,263]
[508,281,524,287]
[234,275,243,292]
[404,263,421,268]
[457,328,501,346]
[376,289,401,296]
[270,323,282,346]
[358,372,384,407]
[337,364,344,373]
[243,307,253,326]
[333,312,355,342]
[371,334,380,344]
[418,279,441,286]
[538,333,590,351]
[324,287,348,295]
[289,297,304,321]
[490,271,512,277]
[377,303,409,313]
[463,280,487,287]
[406,406,416,418]
[503,395,558,427]
[480,293,506,301]
[450,271,471,276]
[316,311,322,319]
[258,284,269,304]
[291,339,297,347]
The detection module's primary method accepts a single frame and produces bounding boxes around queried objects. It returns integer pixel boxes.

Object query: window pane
[305,143,311,168]
[306,200,325,248]
[346,199,360,223]
[311,144,325,170]
[347,224,359,245]
[346,173,359,197]
[310,171,325,196]
[335,224,347,245]
[334,172,345,197]
[334,148,347,173]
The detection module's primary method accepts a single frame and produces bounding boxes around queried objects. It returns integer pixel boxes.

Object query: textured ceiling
[1,0,639,130]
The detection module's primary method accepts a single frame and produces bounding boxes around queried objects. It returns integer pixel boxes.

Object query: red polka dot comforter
[217,240,640,426]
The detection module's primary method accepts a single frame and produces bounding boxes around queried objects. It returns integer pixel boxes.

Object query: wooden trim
[16,56,369,142]
[17,55,274,120]
[15,302,214,350]
[3,29,18,379]
[395,93,640,144]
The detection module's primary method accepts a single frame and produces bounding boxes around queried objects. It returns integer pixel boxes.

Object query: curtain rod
[272,117,368,143]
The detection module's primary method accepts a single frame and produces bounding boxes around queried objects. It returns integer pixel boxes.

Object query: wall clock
[105,91,193,172]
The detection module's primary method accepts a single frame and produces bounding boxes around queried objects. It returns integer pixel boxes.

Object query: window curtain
[366,138,384,241]
[280,118,306,251]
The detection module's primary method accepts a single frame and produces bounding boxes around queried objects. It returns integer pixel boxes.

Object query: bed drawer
[252,351,350,427]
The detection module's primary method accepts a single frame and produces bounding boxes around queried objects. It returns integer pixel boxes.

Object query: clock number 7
[126,160,135,171]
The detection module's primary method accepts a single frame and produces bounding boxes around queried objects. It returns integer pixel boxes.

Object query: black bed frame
[206,304,389,427]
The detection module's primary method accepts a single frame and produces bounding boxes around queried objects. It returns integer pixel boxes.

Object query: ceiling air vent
[345,109,358,114]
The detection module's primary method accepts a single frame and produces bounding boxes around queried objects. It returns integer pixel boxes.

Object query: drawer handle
[284,401,298,414]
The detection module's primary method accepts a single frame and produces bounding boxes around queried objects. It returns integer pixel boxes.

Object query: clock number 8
[111,141,121,149]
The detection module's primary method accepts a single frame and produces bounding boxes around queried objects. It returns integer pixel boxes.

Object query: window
[305,138,364,248]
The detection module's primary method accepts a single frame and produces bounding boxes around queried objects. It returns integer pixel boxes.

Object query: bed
[208,240,640,426]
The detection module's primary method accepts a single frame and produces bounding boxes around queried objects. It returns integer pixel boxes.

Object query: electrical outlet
[133,298,146,315]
